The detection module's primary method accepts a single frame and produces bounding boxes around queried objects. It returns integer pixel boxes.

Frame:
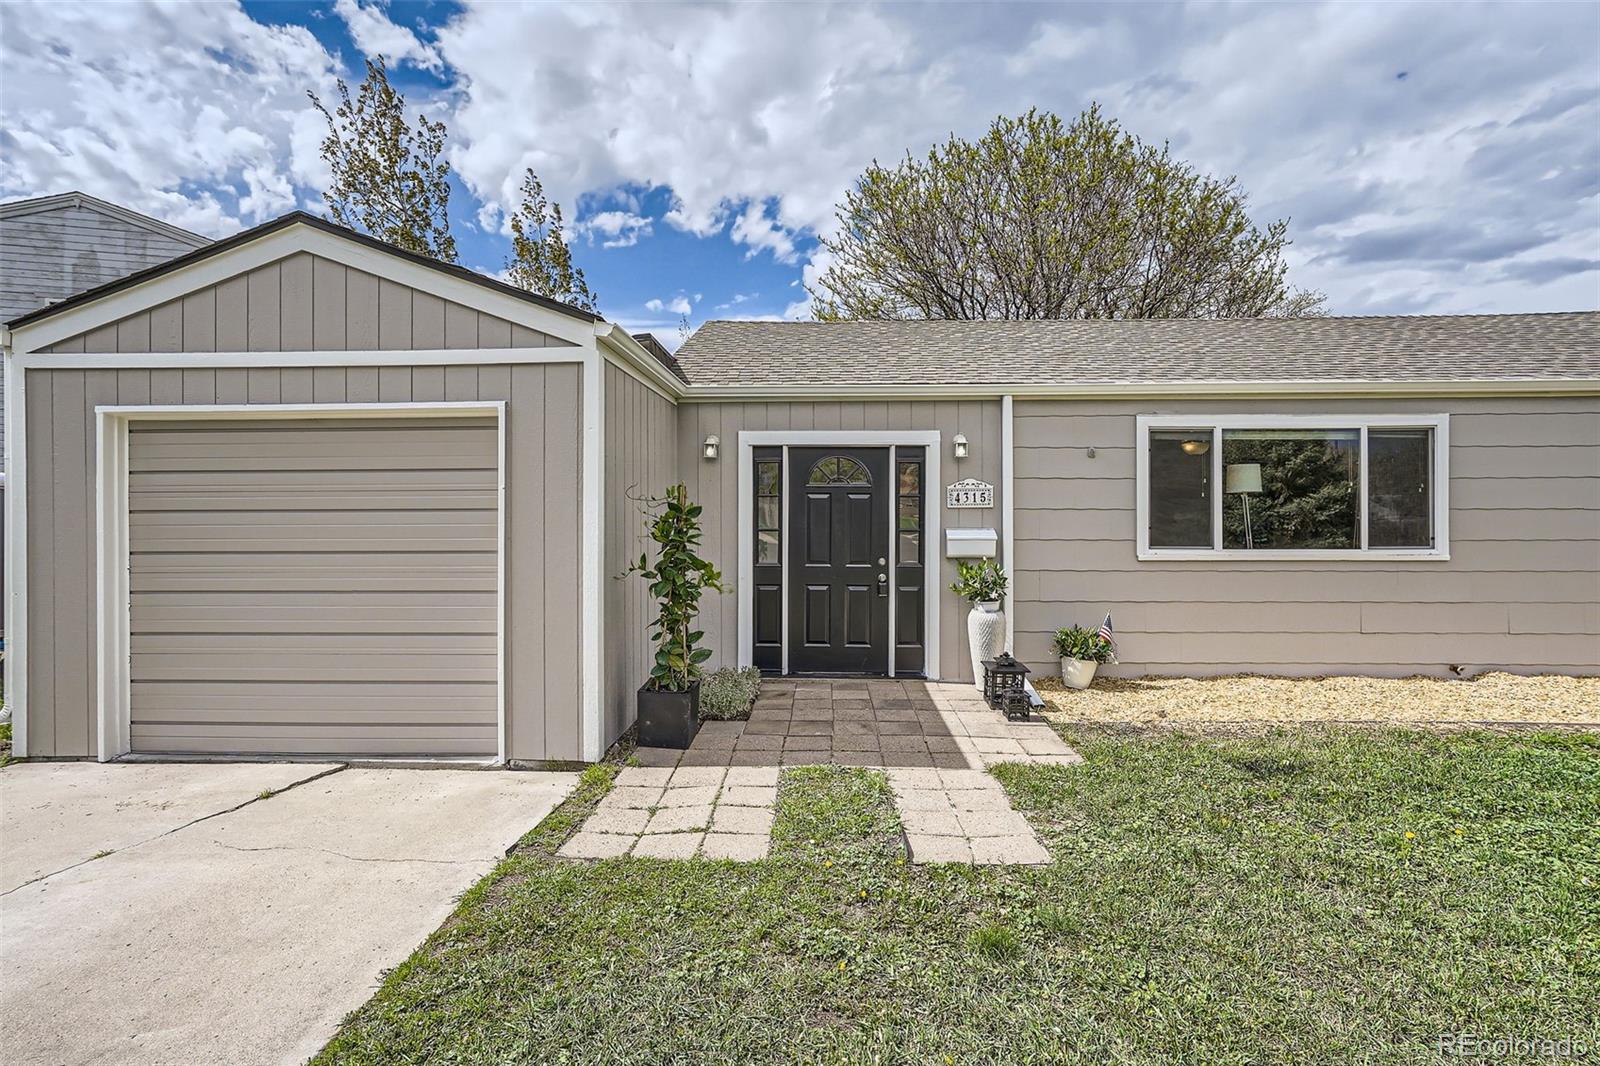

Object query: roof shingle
[672,313,1600,387]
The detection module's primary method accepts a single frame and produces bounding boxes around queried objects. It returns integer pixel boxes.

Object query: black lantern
[981,652,1031,713]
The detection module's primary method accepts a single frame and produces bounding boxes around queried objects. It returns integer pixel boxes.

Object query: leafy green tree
[811,106,1324,321]
[308,58,458,262]
[625,485,725,692]
[504,168,598,312]
[1223,438,1359,548]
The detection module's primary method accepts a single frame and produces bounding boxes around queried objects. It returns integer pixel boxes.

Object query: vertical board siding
[603,365,680,748]
[1011,397,1600,678]
[22,363,584,760]
[676,399,1002,682]
[44,255,575,354]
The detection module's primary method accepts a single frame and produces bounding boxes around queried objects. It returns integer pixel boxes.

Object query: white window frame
[1135,413,1449,561]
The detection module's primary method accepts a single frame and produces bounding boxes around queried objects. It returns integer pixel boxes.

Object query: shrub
[623,484,725,692]
[1052,625,1115,663]
[950,558,1008,603]
[700,666,762,721]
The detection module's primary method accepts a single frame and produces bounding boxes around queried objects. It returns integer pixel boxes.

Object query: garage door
[128,417,499,756]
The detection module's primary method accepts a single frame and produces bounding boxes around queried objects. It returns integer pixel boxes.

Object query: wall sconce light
[953,433,969,459]
[702,434,720,460]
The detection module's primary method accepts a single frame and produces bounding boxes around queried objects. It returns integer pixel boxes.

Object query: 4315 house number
[946,479,994,508]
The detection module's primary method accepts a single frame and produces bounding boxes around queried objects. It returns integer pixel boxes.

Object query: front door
[788,447,891,674]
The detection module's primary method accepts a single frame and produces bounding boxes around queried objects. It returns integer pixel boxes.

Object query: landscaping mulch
[1036,671,1600,734]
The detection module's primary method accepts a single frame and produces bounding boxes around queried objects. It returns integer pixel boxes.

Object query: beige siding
[678,399,1003,682]
[22,363,584,760]
[1012,396,1600,677]
[43,254,574,354]
[603,365,681,746]
[128,418,498,755]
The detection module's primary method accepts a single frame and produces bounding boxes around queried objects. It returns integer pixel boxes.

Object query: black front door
[788,447,891,674]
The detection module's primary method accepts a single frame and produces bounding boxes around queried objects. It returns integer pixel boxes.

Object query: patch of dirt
[1035,672,1600,733]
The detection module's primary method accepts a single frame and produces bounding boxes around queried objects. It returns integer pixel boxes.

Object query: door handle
[876,573,888,597]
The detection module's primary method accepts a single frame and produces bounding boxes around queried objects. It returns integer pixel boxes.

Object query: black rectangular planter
[636,681,701,749]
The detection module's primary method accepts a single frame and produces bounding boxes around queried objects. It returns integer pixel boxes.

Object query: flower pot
[637,680,702,749]
[966,601,1006,691]
[1060,657,1098,690]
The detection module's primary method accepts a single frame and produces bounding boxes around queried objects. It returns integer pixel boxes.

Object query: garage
[126,415,501,757]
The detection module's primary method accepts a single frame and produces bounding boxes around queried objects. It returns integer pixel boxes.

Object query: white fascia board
[16,349,585,370]
[10,222,596,353]
[594,323,685,401]
[677,378,1600,401]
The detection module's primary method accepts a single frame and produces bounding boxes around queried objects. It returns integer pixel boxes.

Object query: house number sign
[946,478,994,508]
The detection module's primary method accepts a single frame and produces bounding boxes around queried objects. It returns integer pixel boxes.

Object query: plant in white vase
[950,559,1009,691]
[1052,625,1115,690]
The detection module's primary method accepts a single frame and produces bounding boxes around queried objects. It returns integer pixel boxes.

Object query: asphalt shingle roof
[672,313,1600,387]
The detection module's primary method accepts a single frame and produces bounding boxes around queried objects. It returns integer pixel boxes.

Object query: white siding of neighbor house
[1011,396,1600,678]
[678,399,1004,683]
[603,362,681,748]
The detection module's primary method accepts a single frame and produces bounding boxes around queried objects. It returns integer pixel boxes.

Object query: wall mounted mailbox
[945,527,998,558]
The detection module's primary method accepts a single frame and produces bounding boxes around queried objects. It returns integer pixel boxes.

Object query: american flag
[1096,612,1117,662]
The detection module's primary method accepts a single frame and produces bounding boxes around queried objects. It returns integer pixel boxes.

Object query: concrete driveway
[1,762,577,1066]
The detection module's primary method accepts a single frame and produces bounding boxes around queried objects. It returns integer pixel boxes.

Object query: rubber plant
[628,484,725,692]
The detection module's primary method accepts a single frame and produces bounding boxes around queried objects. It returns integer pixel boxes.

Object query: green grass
[316,730,1599,1065]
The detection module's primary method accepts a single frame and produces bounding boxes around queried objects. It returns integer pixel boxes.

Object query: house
[0,193,210,641]
[3,208,1596,764]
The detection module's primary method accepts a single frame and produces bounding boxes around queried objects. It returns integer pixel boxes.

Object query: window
[807,455,872,486]
[755,459,781,564]
[897,458,922,564]
[1137,415,1448,559]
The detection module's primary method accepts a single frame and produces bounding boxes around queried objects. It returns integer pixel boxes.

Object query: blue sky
[3,1,1597,346]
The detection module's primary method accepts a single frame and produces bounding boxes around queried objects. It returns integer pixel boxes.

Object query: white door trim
[737,430,941,679]
[4,350,27,755]
[93,401,508,763]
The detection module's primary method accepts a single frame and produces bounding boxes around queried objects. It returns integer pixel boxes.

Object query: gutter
[672,377,1600,402]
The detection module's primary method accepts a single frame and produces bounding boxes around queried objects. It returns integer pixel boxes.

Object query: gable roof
[5,210,601,330]
[673,314,1600,387]
[0,190,209,249]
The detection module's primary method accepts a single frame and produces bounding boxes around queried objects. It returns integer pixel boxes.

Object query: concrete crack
[0,763,350,897]
[212,842,481,866]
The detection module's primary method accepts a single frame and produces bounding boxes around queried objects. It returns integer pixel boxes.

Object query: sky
[2,0,1597,347]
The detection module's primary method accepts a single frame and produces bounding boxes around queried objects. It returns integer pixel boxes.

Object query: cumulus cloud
[576,209,653,248]
[333,0,443,72]
[646,295,693,315]
[0,0,339,233]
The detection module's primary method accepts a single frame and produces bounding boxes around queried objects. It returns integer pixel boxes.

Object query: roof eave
[674,377,1600,401]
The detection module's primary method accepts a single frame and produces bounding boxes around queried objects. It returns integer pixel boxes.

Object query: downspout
[1000,394,1015,656]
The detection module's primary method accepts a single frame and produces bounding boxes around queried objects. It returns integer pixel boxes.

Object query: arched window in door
[806,455,872,486]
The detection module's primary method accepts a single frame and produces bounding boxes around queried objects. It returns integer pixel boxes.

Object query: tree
[504,168,598,312]
[810,106,1324,321]
[308,58,458,263]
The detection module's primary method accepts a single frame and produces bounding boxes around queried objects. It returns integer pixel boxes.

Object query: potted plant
[625,484,726,748]
[1052,626,1115,690]
[950,558,1008,690]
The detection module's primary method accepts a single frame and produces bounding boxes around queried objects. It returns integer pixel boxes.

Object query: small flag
[1097,612,1118,662]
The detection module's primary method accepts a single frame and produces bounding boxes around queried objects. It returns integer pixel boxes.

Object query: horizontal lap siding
[603,365,680,748]
[22,364,584,760]
[1012,397,1600,678]
[43,253,573,353]
[128,418,499,756]
[678,399,1001,682]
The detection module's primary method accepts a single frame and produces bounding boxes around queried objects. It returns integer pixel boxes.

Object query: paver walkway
[558,766,777,861]
[562,679,1077,866]
[886,768,1050,865]
[641,679,1082,770]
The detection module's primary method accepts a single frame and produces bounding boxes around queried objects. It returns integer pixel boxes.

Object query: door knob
[876,573,888,597]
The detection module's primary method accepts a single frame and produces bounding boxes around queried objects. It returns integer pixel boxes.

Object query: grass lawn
[317,729,1598,1064]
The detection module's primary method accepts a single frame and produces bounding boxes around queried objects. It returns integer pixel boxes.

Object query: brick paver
[885,767,1051,866]
[559,766,775,861]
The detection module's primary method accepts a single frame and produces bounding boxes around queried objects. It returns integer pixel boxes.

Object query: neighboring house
[0,192,209,643]
[2,207,1596,764]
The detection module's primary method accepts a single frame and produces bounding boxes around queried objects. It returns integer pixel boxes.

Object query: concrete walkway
[1,762,576,1066]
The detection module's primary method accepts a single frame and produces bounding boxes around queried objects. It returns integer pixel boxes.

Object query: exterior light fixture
[981,652,1033,719]
[702,434,720,460]
[1180,439,1211,456]
[953,433,969,459]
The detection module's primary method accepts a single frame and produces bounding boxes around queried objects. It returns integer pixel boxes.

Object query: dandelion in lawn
[1405,831,1416,840]
[838,960,846,971]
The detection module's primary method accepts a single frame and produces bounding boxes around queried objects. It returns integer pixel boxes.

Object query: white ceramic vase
[1061,657,1098,690]
[966,601,1006,691]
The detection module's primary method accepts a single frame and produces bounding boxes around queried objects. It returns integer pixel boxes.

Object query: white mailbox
[945,527,998,559]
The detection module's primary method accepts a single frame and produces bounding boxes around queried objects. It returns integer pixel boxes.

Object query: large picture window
[1137,415,1448,559]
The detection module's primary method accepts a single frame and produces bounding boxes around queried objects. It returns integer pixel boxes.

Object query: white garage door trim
[94,401,507,763]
